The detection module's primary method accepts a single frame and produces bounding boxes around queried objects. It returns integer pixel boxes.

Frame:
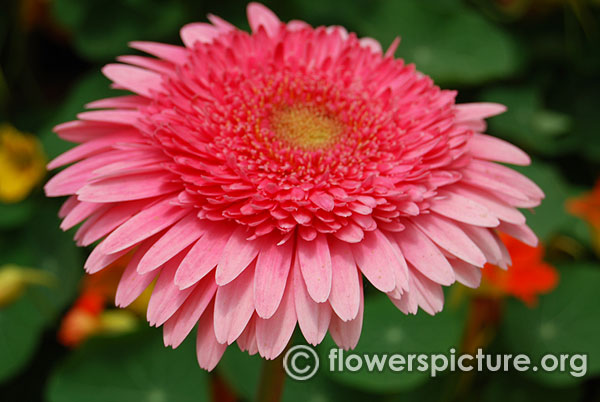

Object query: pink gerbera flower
[45,3,543,370]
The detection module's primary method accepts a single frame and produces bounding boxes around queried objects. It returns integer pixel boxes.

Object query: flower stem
[255,354,287,402]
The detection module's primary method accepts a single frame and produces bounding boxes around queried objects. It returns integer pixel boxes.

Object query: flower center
[270,105,342,150]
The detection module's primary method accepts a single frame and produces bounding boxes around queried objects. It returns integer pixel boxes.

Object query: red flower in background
[481,234,558,306]
[568,179,600,252]
[58,255,146,347]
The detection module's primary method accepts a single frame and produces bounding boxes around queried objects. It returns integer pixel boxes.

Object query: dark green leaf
[47,329,209,402]
[360,0,522,86]
[501,263,600,386]
[321,295,466,393]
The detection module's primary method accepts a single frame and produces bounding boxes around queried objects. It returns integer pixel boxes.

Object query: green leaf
[0,199,82,382]
[52,0,186,62]
[0,199,34,229]
[0,295,46,382]
[321,294,466,393]
[47,329,209,402]
[501,263,600,386]
[481,85,574,156]
[481,373,582,402]
[360,0,522,85]
[219,344,371,402]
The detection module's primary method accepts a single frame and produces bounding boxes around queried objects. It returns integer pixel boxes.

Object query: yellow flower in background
[0,124,46,203]
[0,264,55,308]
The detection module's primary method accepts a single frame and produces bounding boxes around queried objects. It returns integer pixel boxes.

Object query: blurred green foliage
[1,0,600,401]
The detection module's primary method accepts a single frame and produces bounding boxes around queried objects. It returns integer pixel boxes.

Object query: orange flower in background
[568,179,600,251]
[58,255,151,347]
[481,234,558,306]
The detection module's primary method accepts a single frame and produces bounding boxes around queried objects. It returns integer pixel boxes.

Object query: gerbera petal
[115,234,162,307]
[256,275,297,360]
[180,23,220,47]
[449,259,482,288]
[329,274,363,350]
[99,196,188,254]
[293,263,332,345]
[429,191,499,228]
[147,251,195,327]
[247,2,281,37]
[214,263,256,344]
[254,235,294,319]
[469,133,531,166]
[395,223,455,286]
[175,222,233,289]
[163,273,217,348]
[137,213,205,274]
[102,64,164,97]
[350,230,398,293]
[328,238,360,321]
[297,233,332,303]
[412,214,486,267]
[215,226,261,285]
[195,302,226,371]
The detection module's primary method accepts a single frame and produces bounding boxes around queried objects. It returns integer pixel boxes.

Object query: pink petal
[137,213,205,274]
[236,316,258,355]
[115,235,162,307]
[459,224,503,267]
[297,233,332,303]
[430,192,499,228]
[102,64,163,97]
[85,95,149,109]
[163,274,217,348]
[147,251,195,326]
[469,133,530,166]
[47,129,140,170]
[180,23,220,47]
[99,196,188,254]
[77,110,141,126]
[254,235,294,319]
[292,263,332,345]
[329,274,363,349]
[60,201,107,231]
[410,270,444,315]
[75,199,155,247]
[497,222,538,247]
[333,222,364,243]
[351,230,400,293]
[412,214,486,267]
[175,222,233,289]
[77,171,180,203]
[129,41,188,64]
[454,102,507,122]
[394,223,455,286]
[247,2,281,37]
[215,226,261,286]
[196,303,227,371]
[449,259,481,288]
[328,238,360,321]
[84,244,131,274]
[451,184,526,225]
[255,276,297,360]
[214,264,256,344]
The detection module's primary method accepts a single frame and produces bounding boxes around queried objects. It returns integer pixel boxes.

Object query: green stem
[255,354,287,402]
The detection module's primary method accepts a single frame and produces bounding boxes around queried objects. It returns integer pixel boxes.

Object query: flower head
[45,3,543,370]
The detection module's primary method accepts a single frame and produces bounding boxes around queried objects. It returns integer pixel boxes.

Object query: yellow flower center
[270,105,342,150]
